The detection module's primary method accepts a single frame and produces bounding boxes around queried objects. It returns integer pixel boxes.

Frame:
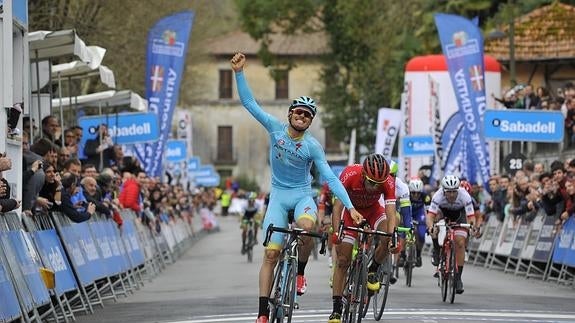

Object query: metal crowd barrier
[0,207,197,323]
[467,209,574,288]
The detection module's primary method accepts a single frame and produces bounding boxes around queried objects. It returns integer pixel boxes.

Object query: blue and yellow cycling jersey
[235,72,353,210]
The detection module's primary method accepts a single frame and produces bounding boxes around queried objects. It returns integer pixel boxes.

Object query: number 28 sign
[503,152,527,175]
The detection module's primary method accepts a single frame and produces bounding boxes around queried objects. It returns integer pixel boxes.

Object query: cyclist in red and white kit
[426,175,479,295]
[328,154,398,323]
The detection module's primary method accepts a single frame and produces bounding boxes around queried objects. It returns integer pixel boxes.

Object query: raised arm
[230,52,277,132]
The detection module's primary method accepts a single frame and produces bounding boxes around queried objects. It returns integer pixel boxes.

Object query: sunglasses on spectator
[291,108,313,119]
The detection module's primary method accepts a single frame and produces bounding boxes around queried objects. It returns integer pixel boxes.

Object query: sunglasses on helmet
[364,174,386,185]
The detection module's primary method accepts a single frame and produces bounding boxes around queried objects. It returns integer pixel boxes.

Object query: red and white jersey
[428,187,475,218]
[339,164,396,209]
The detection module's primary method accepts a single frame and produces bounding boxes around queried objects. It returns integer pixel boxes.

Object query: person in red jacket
[119,170,141,213]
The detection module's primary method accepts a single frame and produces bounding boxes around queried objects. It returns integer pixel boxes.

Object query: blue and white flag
[136,11,194,178]
[435,13,490,187]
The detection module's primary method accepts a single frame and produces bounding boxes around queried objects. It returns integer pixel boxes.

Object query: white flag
[375,107,402,161]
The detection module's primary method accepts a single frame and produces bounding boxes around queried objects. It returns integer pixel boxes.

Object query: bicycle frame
[338,222,397,323]
[435,222,471,304]
[263,224,327,323]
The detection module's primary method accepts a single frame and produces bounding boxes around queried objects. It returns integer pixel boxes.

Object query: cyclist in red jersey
[328,154,399,323]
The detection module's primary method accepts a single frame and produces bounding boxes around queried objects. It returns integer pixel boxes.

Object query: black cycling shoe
[456,279,464,294]
[416,256,422,267]
[241,244,246,255]
[431,249,440,266]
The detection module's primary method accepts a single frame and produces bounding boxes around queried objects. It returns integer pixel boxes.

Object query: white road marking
[163,308,575,323]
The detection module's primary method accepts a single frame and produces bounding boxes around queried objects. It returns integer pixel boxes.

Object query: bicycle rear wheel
[447,245,457,304]
[373,256,391,321]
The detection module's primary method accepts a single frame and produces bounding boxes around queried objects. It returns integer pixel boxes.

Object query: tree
[236,0,501,158]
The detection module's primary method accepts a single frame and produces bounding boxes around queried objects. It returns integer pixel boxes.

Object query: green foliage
[236,0,507,155]
[234,174,260,193]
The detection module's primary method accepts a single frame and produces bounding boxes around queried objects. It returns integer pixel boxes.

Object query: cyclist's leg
[454,214,469,293]
[414,208,426,266]
[293,193,318,295]
[293,193,317,262]
[258,189,289,319]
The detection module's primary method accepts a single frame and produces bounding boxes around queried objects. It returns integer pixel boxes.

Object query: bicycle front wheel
[447,244,457,304]
[404,244,415,287]
[269,260,285,322]
[247,230,254,262]
[440,246,448,302]
[373,256,392,321]
[342,259,366,323]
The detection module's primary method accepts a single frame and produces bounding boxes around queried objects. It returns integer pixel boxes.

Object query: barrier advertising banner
[552,216,575,265]
[434,13,492,186]
[532,216,556,262]
[0,247,21,321]
[31,229,77,296]
[521,213,544,260]
[138,11,195,178]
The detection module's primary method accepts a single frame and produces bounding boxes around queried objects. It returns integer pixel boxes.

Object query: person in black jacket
[57,173,95,223]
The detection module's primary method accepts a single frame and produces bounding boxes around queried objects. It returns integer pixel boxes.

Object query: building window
[217,126,233,161]
[325,127,340,153]
[275,70,289,99]
[219,69,233,99]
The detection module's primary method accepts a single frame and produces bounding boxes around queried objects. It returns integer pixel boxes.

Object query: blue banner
[165,140,187,162]
[187,156,200,171]
[552,216,575,265]
[78,112,160,147]
[121,219,145,267]
[440,112,465,177]
[484,109,564,142]
[532,216,557,263]
[0,248,21,321]
[139,11,195,178]
[435,13,490,187]
[31,230,77,296]
[402,135,435,156]
[58,225,95,286]
[6,231,50,306]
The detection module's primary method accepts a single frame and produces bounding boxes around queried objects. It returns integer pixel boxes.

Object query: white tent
[51,60,116,89]
[28,29,94,63]
[51,90,147,112]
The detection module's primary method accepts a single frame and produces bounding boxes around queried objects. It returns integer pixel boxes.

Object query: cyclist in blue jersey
[408,178,431,267]
[231,53,364,323]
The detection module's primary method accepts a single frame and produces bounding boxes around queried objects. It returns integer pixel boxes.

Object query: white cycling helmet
[441,175,460,190]
[408,178,424,192]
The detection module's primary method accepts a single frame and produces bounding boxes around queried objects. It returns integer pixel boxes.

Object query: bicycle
[243,218,257,262]
[434,222,472,304]
[368,226,409,321]
[400,223,417,287]
[337,221,397,323]
[263,221,328,323]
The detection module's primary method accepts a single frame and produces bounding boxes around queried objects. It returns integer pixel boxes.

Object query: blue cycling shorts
[263,186,318,250]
